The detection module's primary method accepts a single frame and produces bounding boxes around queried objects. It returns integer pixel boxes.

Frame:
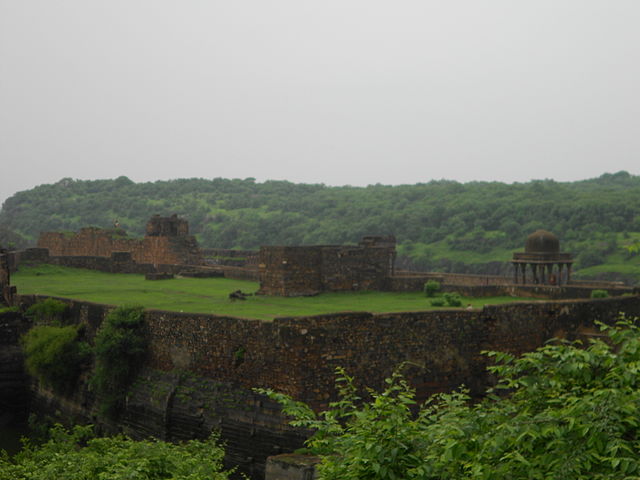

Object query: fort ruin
[5,216,632,299]
[38,214,202,266]
[2,216,639,479]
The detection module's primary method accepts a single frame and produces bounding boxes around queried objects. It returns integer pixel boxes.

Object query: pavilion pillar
[557,264,564,285]
[531,264,537,284]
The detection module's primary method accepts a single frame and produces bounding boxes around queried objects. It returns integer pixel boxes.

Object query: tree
[260,318,640,479]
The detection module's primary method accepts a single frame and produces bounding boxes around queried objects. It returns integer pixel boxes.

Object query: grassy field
[13,265,531,321]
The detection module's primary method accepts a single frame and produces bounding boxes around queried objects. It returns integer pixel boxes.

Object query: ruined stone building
[38,214,203,266]
[0,248,15,305]
[258,236,397,296]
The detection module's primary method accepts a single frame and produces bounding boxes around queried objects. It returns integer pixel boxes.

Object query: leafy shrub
[430,298,445,307]
[443,292,463,307]
[591,289,609,298]
[91,305,146,419]
[25,298,69,325]
[21,325,91,392]
[423,280,440,297]
[0,424,231,479]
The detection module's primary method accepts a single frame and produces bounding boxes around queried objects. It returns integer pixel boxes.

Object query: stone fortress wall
[9,293,640,479]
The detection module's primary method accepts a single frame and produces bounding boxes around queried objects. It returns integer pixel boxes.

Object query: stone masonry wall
[38,227,203,266]
[320,246,392,292]
[258,247,322,296]
[17,293,640,412]
[258,242,395,296]
[14,293,640,478]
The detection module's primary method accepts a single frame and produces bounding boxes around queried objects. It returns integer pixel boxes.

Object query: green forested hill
[2,172,640,280]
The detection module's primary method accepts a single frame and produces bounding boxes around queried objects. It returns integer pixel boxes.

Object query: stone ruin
[512,230,574,285]
[38,214,203,266]
[0,248,16,305]
[146,214,189,237]
[258,236,397,296]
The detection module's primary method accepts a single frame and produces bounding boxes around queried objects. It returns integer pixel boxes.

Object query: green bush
[21,325,91,392]
[91,305,146,419]
[0,424,232,479]
[591,289,610,298]
[423,280,441,297]
[430,298,445,307]
[443,292,463,307]
[25,298,69,325]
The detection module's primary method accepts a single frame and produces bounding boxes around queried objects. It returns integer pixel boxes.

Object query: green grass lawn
[13,265,531,321]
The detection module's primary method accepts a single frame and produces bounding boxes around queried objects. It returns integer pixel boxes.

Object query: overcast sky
[1,1,639,205]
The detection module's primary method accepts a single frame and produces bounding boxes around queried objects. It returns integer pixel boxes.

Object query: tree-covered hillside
[2,172,640,280]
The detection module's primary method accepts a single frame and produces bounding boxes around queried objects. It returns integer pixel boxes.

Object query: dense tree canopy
[2,172,639,277]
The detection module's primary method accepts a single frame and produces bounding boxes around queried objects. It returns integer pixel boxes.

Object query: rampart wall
[11,293,640,478]
[15,294,640,411]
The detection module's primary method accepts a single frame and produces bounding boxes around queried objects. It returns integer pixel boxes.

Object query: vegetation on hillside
[2,172,640,278]
[262,319,640,479]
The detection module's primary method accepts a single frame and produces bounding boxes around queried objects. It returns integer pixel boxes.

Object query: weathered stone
[38,215,203,266]
[258,236,396,296]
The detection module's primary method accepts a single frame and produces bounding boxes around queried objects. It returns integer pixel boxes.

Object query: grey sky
[1,1,639,205]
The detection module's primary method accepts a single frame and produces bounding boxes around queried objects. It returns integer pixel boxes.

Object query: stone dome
[525,230,560,254]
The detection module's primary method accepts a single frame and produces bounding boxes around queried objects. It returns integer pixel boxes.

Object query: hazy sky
[1,1,639,205]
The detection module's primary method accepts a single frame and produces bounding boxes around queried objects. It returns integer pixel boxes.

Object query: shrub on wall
[21,324,91,392]
[91,305,146,419]
[591,289,610,298]
[25,298,69,325]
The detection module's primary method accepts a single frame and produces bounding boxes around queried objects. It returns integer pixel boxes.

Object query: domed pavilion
[512,230,573,285]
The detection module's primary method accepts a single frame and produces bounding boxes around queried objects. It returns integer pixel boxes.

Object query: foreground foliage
[24,298,68,325]
[21,325,90,392]
[0,425,231,480]
[261,319,640,479]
